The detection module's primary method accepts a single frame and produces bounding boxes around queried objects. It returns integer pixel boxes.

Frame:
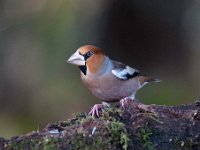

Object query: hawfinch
[67,45,160,116]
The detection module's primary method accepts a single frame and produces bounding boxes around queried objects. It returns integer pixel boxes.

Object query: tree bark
[1,100,200,150]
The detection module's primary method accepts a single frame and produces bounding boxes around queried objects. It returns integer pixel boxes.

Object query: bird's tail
[145,77,161,83]
[139,76,162,85]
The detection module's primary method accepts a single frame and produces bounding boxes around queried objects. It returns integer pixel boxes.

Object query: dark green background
[0,0,199,137]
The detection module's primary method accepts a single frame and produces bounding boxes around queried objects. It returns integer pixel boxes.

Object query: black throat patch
[79,65,87,75]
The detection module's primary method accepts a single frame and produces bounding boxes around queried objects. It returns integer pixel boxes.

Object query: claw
[89,102,110,117]
[89,104,102,117]
[120,97,131,108]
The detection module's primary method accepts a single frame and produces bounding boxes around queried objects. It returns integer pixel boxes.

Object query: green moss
[59,112,91,127]
[59,120,72,127]
[8,136,60,150]
[173,137,181,148]
[108,121,125,139]
[65,108,130,150]
[40,136,60,150]
[101,109,110,120]
[120,132,130,150]
[173,137,200,149]
[73,112,95,125]
[139,124,156,150]
[101,107,122,121]
[69,120,130,150]
[74,112,87,120]
[79,116,95,125]
[9,138,40,150]
[70,133,112,150]
[184,138,199,148]
[106,121,130,150]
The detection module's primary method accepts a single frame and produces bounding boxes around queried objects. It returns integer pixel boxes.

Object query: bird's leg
[120,93,135,108]
[89,102,110,117]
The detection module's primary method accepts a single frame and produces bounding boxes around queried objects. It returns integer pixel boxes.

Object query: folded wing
[111,60,140,80]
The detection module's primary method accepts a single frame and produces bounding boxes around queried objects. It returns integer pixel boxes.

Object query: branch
[1,100,200,150]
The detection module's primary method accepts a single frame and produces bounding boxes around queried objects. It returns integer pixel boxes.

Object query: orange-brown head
[67,45,106,75]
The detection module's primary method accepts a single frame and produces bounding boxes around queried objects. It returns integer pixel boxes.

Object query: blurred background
[0,0,200,138]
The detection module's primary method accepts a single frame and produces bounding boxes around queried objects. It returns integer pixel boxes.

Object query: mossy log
[1,100,200,150]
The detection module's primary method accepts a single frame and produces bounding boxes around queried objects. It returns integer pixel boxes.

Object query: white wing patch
[112,66,139,80]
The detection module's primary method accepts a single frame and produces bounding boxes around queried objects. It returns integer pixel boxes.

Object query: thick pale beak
[67,50,85,66]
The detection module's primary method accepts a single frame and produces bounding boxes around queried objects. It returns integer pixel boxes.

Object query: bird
[67,45,160,116]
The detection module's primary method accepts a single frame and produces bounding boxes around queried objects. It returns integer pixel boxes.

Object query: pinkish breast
[81,74,141,102]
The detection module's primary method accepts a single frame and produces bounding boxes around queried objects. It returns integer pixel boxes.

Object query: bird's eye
[84,51,94,61]
[86,51,94,57]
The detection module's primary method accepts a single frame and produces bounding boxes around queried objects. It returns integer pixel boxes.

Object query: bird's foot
[120,97,133,108]
[89,102,110,117]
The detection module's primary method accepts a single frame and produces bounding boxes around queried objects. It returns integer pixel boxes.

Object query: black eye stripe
[83,51,94,60]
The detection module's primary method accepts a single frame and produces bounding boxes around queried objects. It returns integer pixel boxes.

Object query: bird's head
[67,45,105,75]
